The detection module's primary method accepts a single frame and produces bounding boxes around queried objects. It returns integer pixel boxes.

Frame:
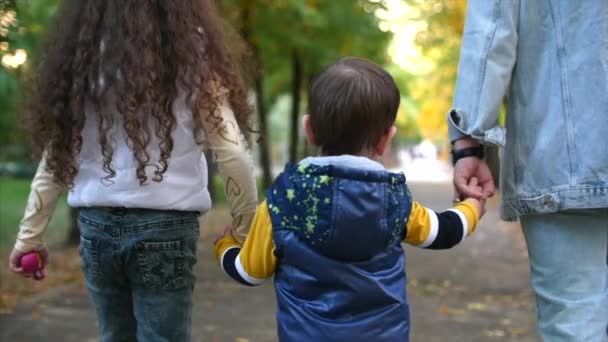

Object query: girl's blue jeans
[521,209,608,342]
[77,207,200,342]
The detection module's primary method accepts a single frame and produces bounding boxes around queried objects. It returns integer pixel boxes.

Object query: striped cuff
[219,247,265,286]
[424,210,466,249]
[422,204,478,250]
[214,235,240,259]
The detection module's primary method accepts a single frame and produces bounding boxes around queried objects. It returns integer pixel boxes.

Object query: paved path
[0,183,539,341]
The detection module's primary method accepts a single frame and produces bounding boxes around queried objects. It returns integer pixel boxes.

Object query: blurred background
[0,1,538,341]
[0,0,464,248]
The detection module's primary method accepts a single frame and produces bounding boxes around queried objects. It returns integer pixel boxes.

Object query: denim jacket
[449,0,608,220]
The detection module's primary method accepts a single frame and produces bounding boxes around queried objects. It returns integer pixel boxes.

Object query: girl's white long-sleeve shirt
[15,95,258,252]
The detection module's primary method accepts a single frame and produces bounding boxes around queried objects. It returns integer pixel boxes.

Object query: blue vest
[266,163,413,342]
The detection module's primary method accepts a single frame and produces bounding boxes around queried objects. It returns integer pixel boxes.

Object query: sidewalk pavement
[0,183,539,341]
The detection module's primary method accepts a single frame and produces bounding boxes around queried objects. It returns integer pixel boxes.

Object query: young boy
[214,57,484,341]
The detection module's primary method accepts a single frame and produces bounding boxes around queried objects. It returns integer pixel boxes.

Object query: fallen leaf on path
[30,308,41,320]
[483,329,506,338]
[437,305,466,316]
[204,324,217,332]
[507,327,529,337]
[466,302,488,311]
[416,284,442,297]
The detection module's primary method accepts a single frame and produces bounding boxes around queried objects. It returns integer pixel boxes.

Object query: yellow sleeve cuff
[454,200,480,235]
[214,235,240,261]
[404,201,431,245]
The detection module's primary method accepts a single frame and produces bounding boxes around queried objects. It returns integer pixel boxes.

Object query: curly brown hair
[24,0,253,186]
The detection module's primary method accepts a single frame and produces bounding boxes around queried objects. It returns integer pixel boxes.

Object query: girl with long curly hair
[9,1,258,340]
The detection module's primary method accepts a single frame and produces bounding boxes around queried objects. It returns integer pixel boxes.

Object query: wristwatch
[451,146,484,165]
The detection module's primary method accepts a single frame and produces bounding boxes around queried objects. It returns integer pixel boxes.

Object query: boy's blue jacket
[267,163,411,341]
[214,156,480,342]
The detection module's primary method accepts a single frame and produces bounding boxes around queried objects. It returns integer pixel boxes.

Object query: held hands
[213,225,234,245]
[454,157,496,201]
[453,138,496,202]
[462,177,487,217]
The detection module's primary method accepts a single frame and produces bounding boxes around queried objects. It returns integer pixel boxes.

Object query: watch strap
[451,146,484,165]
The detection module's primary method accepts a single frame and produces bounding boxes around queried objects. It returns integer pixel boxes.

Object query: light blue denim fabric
[449,0,608,220]
[77,207,199,342]
[520,209,608,342]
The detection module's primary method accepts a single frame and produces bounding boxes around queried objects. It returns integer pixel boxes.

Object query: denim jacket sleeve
[448,0,519,146]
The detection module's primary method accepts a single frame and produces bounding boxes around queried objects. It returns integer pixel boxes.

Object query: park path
[0,182,539,341]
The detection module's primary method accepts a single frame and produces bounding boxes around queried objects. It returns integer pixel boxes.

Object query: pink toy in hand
[20,252,46,281]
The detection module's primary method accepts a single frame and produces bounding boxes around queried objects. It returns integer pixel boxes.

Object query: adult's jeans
[521,209,608,342]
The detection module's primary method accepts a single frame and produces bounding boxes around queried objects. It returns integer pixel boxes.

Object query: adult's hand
[454,157,496,200]
[453,137,497,200]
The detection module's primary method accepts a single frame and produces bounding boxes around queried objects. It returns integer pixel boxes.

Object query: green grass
[0,176,70,248]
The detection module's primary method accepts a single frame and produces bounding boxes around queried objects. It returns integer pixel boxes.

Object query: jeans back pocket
[136,240,185,290]
[79,236,101,281]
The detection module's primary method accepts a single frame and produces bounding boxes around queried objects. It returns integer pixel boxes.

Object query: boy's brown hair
[307,57,400,156]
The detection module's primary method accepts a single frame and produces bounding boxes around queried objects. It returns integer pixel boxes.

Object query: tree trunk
[254,72,273,188]
[240,0,272,188]
[289,50,303,164]
[205,150,217,201]
[66,207,79,245]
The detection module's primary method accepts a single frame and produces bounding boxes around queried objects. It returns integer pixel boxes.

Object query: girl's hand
[9,247,49,278]
[213,225,234,245]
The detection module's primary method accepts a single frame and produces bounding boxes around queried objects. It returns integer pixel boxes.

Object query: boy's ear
[302,114,316,146]
[374,125,397,157]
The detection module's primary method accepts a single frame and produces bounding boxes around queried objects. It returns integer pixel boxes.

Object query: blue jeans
[77,207,200,342]
[521,209,608,342]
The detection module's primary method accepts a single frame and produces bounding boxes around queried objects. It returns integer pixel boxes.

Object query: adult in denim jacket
[448,1,608,341]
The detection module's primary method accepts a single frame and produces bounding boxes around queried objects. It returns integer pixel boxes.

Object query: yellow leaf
[437,305,466,316]
[483,329,506,338]
[507,327,529,337]
[466,302,488,311]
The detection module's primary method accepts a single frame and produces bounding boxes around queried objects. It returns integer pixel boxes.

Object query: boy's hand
[465,197,486,218]
[9,247,49,278]
[463,177,487,217]
[213,225,234,245]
